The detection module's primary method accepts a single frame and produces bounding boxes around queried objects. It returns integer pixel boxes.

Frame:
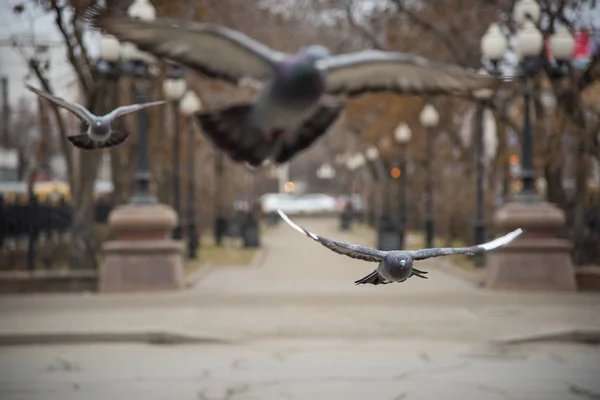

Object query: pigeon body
[96,17,500,165]
[25,84,166,150]
[277,210,523,285]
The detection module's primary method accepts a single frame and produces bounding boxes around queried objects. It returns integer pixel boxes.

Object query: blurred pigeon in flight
[278,210,523,285]
[25,84,166,150]
[96,16,499,166]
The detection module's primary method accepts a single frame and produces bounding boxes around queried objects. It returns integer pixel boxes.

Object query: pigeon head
[302,45,331,64]
[385,252,413,270]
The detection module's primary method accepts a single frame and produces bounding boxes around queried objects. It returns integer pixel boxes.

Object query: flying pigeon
[25,84,166,150]
[277,210,523,285]
[94,16,500,166]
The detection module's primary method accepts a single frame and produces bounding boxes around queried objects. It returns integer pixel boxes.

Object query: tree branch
[51,0,90,96]
[28,59,75,189]
[390,0,468,66]
[345,1,386,50]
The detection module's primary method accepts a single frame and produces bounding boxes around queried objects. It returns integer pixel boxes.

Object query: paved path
[1,217,600,400]
[1,217,599,342]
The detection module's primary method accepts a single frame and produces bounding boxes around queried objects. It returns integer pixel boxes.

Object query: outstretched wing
[106,100,168,120]
[96,16,288,84]
[277,209,386,262]
[25,84,93,122]
[409,229,524,261]
[318,50,499,97]
[273,102,343,164]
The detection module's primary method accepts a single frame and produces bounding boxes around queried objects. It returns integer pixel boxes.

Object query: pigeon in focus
[94,16,500,166]
[277,210,523,285]
[25,84,166,150]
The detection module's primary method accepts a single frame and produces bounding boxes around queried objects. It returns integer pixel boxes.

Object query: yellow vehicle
[0,181,71,204]
[0,180,114,205]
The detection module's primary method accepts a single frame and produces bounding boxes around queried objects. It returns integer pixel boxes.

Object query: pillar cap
[108,203,178,240]
[493,200,566,234]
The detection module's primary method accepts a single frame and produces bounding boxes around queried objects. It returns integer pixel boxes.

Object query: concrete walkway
[0,217,599,343]
[1,217,600,400]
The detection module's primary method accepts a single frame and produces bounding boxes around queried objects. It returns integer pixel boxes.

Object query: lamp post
[179,90,202,259]
[481,0,575,203]
[472,70,494,267]
[122,0,159,205]
[419,103,439,249]
[394,122,412,249]
[213,148,227,246]
[365,146,380,227]
[480,0,577,290]
[100,0,185,293]
[162,65,187,240]
[341,153,362,231]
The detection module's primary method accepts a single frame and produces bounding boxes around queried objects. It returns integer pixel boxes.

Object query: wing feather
[409,229,524,261]
[319,50,499,97]
[277,210,385,262]
[97,17,287,84]
[24,84,92,122]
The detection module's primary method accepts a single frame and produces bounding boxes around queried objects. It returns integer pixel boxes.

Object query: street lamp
[394,122,411,249]
[162,65,187,240]
[365,146,380,227]
[123,0,158,205]
[472,70,494,267]
[316,163,336,180]
[213,147,227,246]
[480,0,577,291]
[100,0,186,293]
[179,90,202,259]
[419,103,439,249]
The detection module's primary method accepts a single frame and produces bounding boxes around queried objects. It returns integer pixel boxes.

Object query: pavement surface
[1,217,600,399]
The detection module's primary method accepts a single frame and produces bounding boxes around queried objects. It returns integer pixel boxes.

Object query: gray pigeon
[25,84,166,150]
[95,16,499,166]
[278,210,523,285]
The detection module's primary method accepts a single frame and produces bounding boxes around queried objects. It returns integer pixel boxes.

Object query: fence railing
[0,194,113,270]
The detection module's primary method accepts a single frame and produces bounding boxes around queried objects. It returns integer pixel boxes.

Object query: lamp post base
[486,200,576,291]
[214,216,228,246]
[377,215,400,251]
[100,203,184,293]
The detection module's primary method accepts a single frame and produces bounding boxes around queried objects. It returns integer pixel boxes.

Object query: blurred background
[0,0,600,399]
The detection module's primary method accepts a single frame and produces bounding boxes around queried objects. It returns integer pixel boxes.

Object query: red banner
[573,30,591,60]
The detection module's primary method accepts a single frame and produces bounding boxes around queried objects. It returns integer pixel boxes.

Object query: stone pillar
[486,200,577,291]
[100,203,184,292]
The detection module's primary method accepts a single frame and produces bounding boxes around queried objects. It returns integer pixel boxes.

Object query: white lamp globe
[179,90,202,116]
[394,122,412,144]
[99,34,120,62]
[163,78,187,101]
[549,24,575,61]
[515,20,544,60]
[366,147,379,160]
[419,104,439,127]
[481,23,508,61]
[513,0,541,25]
[127,0,156,21]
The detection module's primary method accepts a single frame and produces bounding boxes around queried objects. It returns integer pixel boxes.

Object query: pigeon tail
[67,132,129,150]
[196,103,272,166]
[355,270,390,285]
[274,102,343,164]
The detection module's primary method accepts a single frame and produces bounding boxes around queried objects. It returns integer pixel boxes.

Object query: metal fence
[0,194,113,270]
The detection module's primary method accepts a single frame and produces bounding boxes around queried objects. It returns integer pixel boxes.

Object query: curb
[0,330,237,347]
[492,329,600,346]
[250,246,268,268]
[185,263,216,288]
